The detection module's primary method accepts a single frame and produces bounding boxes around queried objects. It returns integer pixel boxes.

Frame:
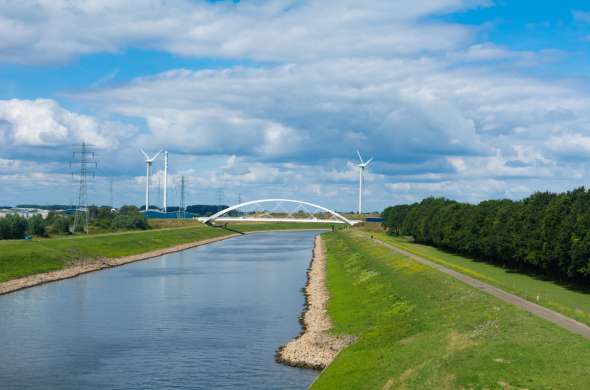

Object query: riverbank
[374,232,590,328]
[0,222,338,288]
[277,235,355,369]
[0,233,240,296]
[311,230,590,389]
[0,222,340,296]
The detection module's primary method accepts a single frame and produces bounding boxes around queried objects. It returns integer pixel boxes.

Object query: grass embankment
[373,232,590,328]
[0,225,231,283]
[313,230,590,389]
[0,222,333,283]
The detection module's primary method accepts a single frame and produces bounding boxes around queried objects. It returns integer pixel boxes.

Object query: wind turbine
[140,149,162,211]
[163,150,168,213]
[356,150,373,215]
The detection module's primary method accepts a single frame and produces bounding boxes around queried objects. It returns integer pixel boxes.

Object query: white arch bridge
[198,199,360,226]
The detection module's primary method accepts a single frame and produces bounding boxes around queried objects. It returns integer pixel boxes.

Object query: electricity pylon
[70,142,97,233]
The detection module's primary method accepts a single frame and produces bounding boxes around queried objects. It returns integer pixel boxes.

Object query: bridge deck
[197,217,360,225]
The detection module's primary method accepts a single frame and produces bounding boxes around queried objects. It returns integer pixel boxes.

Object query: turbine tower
[356,150,373,215]
[140,149,162,211]
[163,150,168,213]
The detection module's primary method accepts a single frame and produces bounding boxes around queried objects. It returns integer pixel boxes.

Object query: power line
[217,188,223,206]
[109,177,114,209]
[179,176,186,219]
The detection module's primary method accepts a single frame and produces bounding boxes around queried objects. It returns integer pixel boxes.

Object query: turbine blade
[140,148,149,160]
[356,150,364,164]
[365,157,374,165]
[152,150,163,161]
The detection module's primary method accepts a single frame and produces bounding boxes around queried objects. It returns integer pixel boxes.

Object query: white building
[0,208,50,219]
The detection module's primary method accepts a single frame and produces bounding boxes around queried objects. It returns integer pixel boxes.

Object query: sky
[1,0,590,212]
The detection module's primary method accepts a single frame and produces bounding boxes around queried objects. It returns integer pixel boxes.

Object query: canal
[0,231,321,389]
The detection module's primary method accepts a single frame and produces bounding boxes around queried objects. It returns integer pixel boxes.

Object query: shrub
[48,215,71,235]
[27,215,47,237]
[0,215,29,239]
[110,212,149,231]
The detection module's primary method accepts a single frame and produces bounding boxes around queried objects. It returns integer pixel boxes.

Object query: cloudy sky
[1,0,590,211]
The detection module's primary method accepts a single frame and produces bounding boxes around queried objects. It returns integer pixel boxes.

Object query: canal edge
[0,233,241,296]
[276,234,356,371]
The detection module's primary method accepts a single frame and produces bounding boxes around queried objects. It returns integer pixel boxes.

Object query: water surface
[0,231,321,389]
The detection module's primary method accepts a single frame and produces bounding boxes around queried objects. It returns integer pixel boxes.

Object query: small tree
[0,215,28,239]
[27,215,47,237]
[49,215,71,235]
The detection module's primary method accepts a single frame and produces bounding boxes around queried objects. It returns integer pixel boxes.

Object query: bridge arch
[201,198,357,226]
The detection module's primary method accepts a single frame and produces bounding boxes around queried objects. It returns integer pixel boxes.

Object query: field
[373,232,590,327]
[312,230,590,389]
[0,222,334,283]
[148,219,203,229]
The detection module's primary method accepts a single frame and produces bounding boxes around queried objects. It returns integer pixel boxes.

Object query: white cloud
[0,99,136,150]
[0,0,486,64]
[3,1,590,208]
[74,55,590,170]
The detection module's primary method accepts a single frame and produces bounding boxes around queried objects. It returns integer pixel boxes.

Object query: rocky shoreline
[276,235,356,370]
[0,233,239,296]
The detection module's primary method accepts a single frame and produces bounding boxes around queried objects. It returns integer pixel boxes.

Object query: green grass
[0,225,232,283]
[312,230,590,389]
[0,222,333,283]
[371,232,590,327]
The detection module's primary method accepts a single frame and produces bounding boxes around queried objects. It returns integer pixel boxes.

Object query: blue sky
[1,0,590,211]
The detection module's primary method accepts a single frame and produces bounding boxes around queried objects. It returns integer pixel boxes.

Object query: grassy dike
[0,222,334,283]
[312,230,590,389]
[374,232,590,328]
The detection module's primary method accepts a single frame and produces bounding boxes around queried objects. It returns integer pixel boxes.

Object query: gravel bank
[277,235,356,370]
[0,233,239,296]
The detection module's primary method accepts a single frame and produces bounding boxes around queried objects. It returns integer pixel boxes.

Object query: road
[372,236,590,341]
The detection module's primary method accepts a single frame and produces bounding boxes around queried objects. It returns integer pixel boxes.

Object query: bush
[0,215,29,239]
[110,212,149,231]
[49,215,71,235]
[27,215,47,237]
[119,205,139,215]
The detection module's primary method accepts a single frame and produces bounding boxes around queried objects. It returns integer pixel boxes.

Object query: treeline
[383,188,590,283]
[0,206,149,240]
[15,204,75,210]
[0,213,69,239]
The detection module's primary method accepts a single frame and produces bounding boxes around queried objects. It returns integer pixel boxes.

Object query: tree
[27,215,47,237]
[381,187,590,284]
[0,215,28,239]
[49,215,71,235]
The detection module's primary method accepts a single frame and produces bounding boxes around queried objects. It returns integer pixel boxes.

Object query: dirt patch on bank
[0,234,239,296]
[277,235,356,369]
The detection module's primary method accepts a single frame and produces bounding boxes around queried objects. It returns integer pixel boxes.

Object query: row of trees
[382,188,590,283]
[0,213,64,239]
[0,206,149,240]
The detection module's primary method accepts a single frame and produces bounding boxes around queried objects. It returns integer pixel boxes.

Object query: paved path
[372,237,590,341]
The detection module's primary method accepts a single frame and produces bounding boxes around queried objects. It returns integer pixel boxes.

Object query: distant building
[142,210,197,219]
[0,208,50,219]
